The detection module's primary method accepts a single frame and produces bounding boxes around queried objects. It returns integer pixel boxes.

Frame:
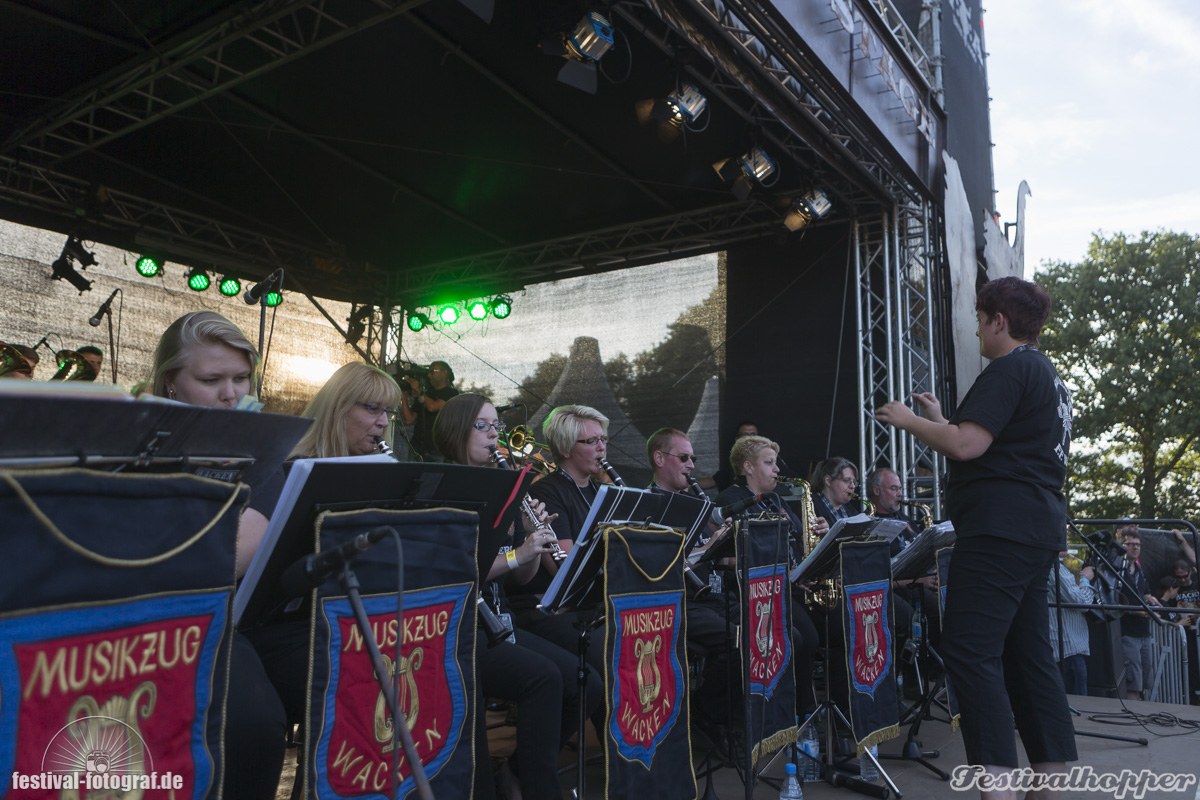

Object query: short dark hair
[976,276,1051,343]
[430,360,455,383]
[77,345,103,357]
[647,427,687,465]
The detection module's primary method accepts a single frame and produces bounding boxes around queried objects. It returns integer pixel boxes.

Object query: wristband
[505,549,520,571]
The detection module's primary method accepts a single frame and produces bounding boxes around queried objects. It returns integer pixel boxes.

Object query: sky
[985,0,1200,272]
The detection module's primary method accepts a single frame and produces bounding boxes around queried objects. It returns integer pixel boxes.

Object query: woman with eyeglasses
[810,456,861,527]
[147,311,289,800]
[433,394,601,800]
[287,362,402,459]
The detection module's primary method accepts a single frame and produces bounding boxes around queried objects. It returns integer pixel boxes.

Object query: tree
[509,353,566,411]
[1040,230,1200,521]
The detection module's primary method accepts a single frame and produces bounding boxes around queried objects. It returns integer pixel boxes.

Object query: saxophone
[775,477,820,558]
[900,499,933,530]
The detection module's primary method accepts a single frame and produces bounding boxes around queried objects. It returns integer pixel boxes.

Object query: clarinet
[599,458,625,487]
[477,594,514,648]
[375,437,399,459]
[488,446,567,562]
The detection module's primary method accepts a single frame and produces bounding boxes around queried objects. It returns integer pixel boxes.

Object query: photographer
[398,359,458,460]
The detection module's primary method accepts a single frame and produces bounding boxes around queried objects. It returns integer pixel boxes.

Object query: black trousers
[225,633,288,800]
[941,535,1077,767]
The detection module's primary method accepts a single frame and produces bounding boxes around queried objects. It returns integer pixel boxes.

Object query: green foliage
[508,353,566,411]
[1040,230,1200,520]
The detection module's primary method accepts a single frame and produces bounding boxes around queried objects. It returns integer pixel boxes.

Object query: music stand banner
[839,540,900,752]
[737,517,796,765]
[601,525,695,799]
[304,508,478,800]
[0,469,242,800]
[935,545,961,728]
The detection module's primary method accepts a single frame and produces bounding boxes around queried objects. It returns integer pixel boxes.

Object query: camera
[393,361,430,390]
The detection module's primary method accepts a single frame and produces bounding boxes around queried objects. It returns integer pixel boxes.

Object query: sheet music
[890,521,956,582]
[788,514,909,584]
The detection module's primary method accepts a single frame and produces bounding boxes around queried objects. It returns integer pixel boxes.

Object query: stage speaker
[1085,616,1123,698]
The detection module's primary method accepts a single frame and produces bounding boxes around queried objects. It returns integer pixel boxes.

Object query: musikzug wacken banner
[304,508,479,800]
[0,469,243,799]
[602,524,696,799]
[737,516,797,765]
[839,539,900,752]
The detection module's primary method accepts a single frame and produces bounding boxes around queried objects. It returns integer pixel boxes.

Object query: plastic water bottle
[798,723,820,782]
[860,744,879,782]
[779,762,804,799]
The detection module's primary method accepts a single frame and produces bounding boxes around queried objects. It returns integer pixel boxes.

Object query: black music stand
[791,519,908,800]
[880,522,957,781]
[541,483,709,800]
[235,458,528,628]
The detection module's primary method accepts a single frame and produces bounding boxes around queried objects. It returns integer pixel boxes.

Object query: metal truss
[383,198,787,305]
[0,155,351,293]
[855,201,944,514]
[868,0,937,90]
[638,0,931,207]
[2,0,431,165]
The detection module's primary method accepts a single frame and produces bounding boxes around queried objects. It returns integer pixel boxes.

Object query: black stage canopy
[0,0,942,307]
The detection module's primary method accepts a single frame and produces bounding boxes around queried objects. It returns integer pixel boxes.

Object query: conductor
[875,276,1075,800]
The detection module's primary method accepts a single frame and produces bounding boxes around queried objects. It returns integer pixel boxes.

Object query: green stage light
[491,295,513,319]
[467,300,489,321]
[438,305,460,325]
[264,290,283,307]
[407,311,430,332]
[186,268,211,292]
[218,276,241,296]
[135,255,162,278]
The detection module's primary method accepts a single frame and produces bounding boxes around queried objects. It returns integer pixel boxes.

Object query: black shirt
[505,470,599,609]
[411,384,459,458]
[1119,561,1153,638]
[947,346,1072,550]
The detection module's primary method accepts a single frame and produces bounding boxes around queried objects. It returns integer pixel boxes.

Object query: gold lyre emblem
[633,635,663,713]
[60,682,157,800]
[754,600,774,657]
[375,648,424,751]
[862,610,880,662]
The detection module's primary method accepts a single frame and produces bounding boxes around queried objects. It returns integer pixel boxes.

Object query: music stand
[540,483,708,800]
[235,458,528,628]
[791,520,907,799]
[879,522,956,781]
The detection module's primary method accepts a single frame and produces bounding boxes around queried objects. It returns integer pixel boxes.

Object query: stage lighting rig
[407,311,431,332]
[49,237,96,293]
[218,276,242,296]
[713,147,778,201]
[186,267,211,291]
[490,295,513,319]
[135,255,163,277]
[635,82,708,142]
[783,189,833,232]
[467,300,490,321]
[540,11,615,94]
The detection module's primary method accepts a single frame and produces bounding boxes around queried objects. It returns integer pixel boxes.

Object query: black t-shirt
[1119,562,1153,638]
[714,484,805,564]
[947,346,1072,550]
[411,385,459,457]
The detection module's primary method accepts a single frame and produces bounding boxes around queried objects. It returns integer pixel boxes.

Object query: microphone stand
[339,561,435,800]
[104,308,117,383]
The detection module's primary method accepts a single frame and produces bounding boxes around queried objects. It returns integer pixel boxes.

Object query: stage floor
[278,693,1200,799]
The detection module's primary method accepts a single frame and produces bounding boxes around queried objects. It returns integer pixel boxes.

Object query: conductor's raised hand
[911,391,947,424]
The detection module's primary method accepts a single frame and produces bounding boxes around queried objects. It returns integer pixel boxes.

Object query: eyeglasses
[472,420,506,433]
[358,402,399,420]
[837,475,857,486]
[660,451,696,463]
[576,435,609,446]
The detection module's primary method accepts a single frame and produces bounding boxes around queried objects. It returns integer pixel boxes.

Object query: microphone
[279,526,395,595]
[88,289,119,326]
[711,493,764,524]
[32,334,51,352]
[494,403,524,414]
[244,268,284,304]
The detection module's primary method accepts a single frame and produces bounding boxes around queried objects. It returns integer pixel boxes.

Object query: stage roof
[0,0,941,307]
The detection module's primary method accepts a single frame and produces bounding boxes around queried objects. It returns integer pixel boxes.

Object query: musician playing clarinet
[877,276,1075,800]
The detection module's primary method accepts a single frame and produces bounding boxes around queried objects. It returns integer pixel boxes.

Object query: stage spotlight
[218,276,242,296]
[63,237,97,268]
[346,305,373,344]
[263,290,283,307]
[407,311,430,332]
[135,255,163,277]
[540,11,614,94]
[713,146,778,200]
[467,300,489,321]
[186,267,211,292]
[635,82,708,142]
[490,295,513,319]
[50,256,93,293]
[438,305,460,325]
[783,189,833,232]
